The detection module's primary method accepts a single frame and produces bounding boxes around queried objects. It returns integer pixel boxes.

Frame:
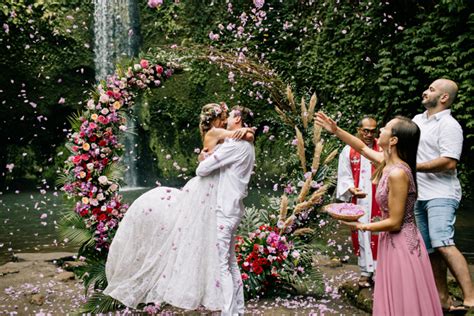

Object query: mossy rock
[448,277,463,301]
[339,280,373,313]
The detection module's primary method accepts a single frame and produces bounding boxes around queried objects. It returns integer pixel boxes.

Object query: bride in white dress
[103,103,254,311]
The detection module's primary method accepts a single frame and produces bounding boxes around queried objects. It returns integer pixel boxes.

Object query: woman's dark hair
[230,105,254,127]
[372,116,420,193]
[391,116,420,191]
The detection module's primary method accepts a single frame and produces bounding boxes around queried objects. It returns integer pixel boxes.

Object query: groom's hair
[231,105,254,127]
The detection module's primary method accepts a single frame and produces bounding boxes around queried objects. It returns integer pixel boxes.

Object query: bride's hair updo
[199,102,228,137]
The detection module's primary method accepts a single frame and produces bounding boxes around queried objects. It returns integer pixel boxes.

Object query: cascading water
[93,0,141,188]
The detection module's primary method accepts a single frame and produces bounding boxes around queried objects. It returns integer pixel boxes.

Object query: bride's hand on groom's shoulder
[231,128,247,140]
[198,147,210,162]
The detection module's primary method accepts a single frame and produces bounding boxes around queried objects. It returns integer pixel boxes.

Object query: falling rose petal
[58,97,65,104]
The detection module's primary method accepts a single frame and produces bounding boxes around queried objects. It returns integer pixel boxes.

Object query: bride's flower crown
[200,102,229,124]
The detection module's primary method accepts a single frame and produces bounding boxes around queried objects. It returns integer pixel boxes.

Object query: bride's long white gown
[104,170,223,310]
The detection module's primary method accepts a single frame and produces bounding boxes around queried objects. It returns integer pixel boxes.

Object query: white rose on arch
[98,175,109,186]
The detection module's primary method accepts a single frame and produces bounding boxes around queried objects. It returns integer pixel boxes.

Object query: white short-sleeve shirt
[412,109,463,201]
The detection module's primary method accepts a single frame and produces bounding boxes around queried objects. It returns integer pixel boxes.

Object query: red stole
[349,141,381,260]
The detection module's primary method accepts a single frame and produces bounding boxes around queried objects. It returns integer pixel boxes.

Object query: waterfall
[93,0,141,188]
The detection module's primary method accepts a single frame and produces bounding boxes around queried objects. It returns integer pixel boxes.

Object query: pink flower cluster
[62,59,173,250]
[325,202,365,215]
[236,225,303,297]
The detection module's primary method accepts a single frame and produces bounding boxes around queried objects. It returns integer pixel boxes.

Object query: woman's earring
[388,145,392,155]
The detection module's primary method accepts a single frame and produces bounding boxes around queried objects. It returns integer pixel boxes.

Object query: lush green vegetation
[1,0,472,313]
[1,0,472,196]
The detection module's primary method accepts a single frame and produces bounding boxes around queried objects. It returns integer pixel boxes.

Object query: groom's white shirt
[196,138,255,315]
[196,139,255,218]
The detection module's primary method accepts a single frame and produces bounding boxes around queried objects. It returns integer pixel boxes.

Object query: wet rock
[313,254,343,268]
[62,260,86,271]
[29,294,45,306]
[13,252,77,262]
[339,280,373,313]
[0,263,20,276]
[448,277,463,301]
[55,271,75,281]
[327,257,343,268]
[357,288,374,311]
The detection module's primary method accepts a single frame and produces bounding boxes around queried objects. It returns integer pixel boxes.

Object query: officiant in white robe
[336,116,381,286]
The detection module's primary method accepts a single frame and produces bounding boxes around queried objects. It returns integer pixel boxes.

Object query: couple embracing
[104,103,256,315]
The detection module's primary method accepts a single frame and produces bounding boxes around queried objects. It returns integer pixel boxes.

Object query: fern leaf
[78,292,123,314]
[67,111,84,132]
[58,211,94,248]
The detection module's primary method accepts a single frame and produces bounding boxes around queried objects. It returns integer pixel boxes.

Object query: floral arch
[59,47,290,254]
[59,57,174,251]
[59,48,338,312]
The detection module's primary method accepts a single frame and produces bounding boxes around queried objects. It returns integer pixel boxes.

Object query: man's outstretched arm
[196,142,239,176]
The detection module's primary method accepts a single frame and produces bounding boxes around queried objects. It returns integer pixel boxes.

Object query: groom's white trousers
[216,212,245,316]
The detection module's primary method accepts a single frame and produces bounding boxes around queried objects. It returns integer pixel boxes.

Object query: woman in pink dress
[316,112,442,316]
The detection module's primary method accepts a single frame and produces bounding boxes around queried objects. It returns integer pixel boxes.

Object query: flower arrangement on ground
[236,224,305,298]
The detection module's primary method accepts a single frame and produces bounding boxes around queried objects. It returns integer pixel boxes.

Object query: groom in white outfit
[196,105,256,316]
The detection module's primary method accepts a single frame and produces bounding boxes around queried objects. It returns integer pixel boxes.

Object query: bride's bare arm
[207,127,255,143]
[315,112,384,164]
[198,128,254,162]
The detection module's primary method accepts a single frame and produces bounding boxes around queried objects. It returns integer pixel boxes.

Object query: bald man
[413,79,473,312]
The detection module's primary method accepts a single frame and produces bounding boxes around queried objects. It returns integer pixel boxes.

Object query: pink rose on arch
[155,65,164,74]
[71,155,81,164]
[113,91,121,100]
[208,31,220,41]
[253,0,265,9]
[99,94,109,104]
[87,99,95,109]
[148,0,163,8]
[98,115,109,124]
[5,163,14,172]
[140,59,149,68]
